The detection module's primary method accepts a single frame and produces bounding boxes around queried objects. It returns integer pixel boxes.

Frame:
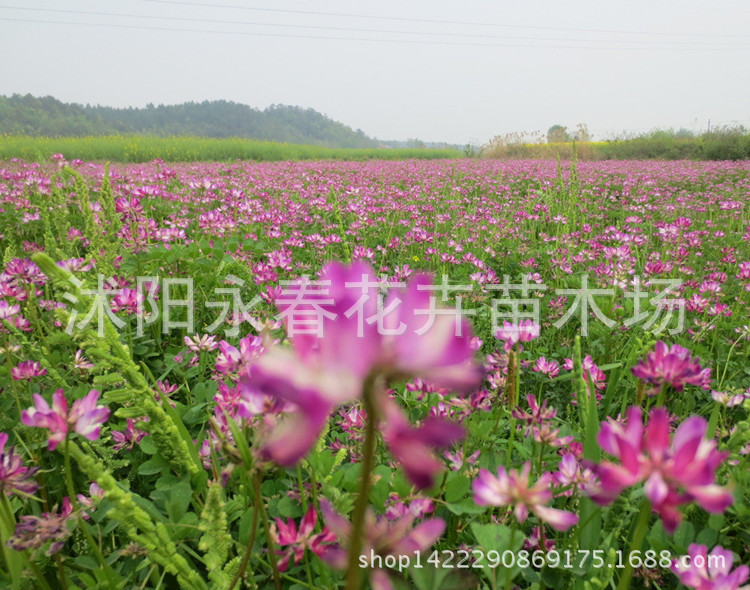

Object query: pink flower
[21,390,110,451]
[270,505,335,572]
[588,407,733,532]
[0,432,39,497]
[110,288,144,315]
[672,544,749,590]
[111,419,148,451]
[632,341,711,395]
[184,334,218,352]
[379,396,464,489]
[495,320,540,352]
[11,360,47,381]
[7,500,75,556]
[215,341,242,374]
[320,499,444,590]
[473,463,579,531]
[533,357,560,378]
[242,261,482,484]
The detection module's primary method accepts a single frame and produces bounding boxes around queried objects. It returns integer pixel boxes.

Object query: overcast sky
[1,0,749,145]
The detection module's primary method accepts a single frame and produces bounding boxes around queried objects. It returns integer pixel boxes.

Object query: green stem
[655,383,668,408]
[258,486,282,590]
[345,376,378,590]
[504,527,516,590]
[718,333,744,390]
[63,437,76,500]
[616,499,651,590]
[227,471,262,590]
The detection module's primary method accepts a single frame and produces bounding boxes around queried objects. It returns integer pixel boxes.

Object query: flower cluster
[588,406,733,532]
[632,341,711,395]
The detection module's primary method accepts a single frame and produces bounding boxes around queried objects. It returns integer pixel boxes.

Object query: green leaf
[444,472,470,503]
[137,455,169,475]
[445,499,485,515]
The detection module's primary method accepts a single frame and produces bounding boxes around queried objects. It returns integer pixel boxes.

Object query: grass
[482,128,750,161]
[0,134,464,162]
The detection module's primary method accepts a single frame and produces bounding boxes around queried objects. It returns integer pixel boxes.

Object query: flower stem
[228,470,262,590]
[345,375,378,590]
[616,499,651,590]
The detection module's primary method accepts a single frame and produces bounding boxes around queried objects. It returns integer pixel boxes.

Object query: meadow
[0,154,748,590]
[0,135,463,163]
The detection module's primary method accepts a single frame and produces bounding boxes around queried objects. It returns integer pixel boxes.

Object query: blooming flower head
[111,419,148,451]
[270,504,335,572]
[184,334,218,353]
[11,360,47,381]
[632,341,711,395]
[589,407,733,532]
[672,544,749,590]
[241,261,482,483]
[495,319,540,353]
[22,390,110,450]
[7,498,75,556]
[473,463,579,531]
[0,432,39,497]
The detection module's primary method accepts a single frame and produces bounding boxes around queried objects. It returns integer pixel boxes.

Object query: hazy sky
[1,0,749,144]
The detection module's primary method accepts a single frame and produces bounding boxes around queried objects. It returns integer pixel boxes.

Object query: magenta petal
[686,484,734,513]
[644,472,669,505]
[393,518,445,554]
[533,505,579,531]
[264,397,331,466]
[644,408,670,461]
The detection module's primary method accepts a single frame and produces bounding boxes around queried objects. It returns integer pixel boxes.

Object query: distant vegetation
[0,135,463,162]
[0,94,381,149]
[483,126,750,160]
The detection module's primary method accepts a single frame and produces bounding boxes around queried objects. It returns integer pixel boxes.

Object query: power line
[1,5,746,47]
[138,0,750,40]
[2,16,750,52]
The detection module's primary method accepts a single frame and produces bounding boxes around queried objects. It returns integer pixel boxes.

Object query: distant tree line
[0,94,382,149]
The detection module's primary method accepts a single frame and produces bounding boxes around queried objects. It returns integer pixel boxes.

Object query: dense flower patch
[0,155,748,589]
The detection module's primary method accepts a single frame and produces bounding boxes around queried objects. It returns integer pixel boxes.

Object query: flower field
[0,155,749,590]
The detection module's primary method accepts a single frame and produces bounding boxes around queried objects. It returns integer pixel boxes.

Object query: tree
[547,124,571,144]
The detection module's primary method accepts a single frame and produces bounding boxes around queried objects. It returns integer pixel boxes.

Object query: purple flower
[11,360,47,381]
[588,407,733,533]
[7,498,75,556]
[21,390,110,451]
[473,463,579,532]
[242,261,482,485]
[0,432,39,497]
[111,419,148,451]
[632,341,711,395]
[495,320,540,352]
[672,544,749,590]
[270,505,336,572]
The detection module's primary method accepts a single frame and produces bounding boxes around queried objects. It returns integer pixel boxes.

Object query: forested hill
[0,94,380,148]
